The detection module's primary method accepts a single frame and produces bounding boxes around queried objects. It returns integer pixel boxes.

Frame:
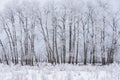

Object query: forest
[0,0,120,66]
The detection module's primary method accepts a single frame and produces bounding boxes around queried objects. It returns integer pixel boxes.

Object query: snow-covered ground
[0,63,120,80]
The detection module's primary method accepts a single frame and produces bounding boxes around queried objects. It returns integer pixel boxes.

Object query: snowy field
[0,63,120,80]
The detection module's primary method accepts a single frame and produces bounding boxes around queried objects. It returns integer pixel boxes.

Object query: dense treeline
[0,0,120,65]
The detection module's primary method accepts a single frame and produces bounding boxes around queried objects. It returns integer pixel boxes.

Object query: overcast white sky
[0,0,9,11]
[0,0,119,11]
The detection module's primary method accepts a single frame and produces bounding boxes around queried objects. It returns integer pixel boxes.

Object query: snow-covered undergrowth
[0,63,120,80]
